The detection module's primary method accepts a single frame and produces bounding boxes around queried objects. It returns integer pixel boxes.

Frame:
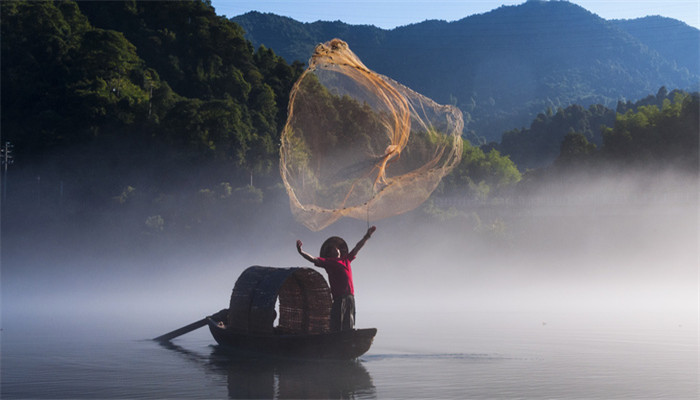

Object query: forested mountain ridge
[612,16,699,77]
[495,87,697,170]
[1,0,696,242]
[0,0,520,235]
[1,0,309,234]
[232,11,387,72]
[2,0,302,184]
[232,1,700,142]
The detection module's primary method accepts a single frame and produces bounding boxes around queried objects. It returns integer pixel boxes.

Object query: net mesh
[280,38,463,231]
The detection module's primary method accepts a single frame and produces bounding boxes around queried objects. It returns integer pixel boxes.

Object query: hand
[296,240,303,253]
[365,226,376,238]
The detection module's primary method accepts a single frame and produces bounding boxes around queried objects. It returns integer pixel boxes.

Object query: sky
[210,0,700,30]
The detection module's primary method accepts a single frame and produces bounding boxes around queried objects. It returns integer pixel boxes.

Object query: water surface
[2,310,696,399]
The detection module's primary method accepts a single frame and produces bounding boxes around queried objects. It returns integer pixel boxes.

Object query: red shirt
[314,254,355,299]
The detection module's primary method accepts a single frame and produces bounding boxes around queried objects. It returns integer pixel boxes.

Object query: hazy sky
[210,0,700,30]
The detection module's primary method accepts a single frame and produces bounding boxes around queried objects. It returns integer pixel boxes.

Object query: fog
[2,170,697,344]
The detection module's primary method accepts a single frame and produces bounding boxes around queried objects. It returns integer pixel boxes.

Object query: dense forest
[2,1,301,180]
[0,0,519,237]
[495,87,698,170]
[1,0,301,233]
[1,0,697,243]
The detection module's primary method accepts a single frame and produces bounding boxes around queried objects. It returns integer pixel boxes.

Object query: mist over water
[2,170,698,398]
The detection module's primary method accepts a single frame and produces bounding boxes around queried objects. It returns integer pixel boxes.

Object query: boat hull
[207,318,376,360]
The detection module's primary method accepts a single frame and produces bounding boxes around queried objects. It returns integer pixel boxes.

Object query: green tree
[555,132,597,168]
[498,103,615,170]
[602,92,698,170]
[442,139,521,197]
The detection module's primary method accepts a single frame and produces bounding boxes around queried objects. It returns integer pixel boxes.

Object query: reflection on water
[160,341,376,399]
[1,315,696,399]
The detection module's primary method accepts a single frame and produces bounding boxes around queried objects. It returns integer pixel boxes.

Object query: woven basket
[228,266,332,334]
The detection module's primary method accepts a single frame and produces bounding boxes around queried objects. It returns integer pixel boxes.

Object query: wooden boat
[205,266,377,360]
[207,314,377,359]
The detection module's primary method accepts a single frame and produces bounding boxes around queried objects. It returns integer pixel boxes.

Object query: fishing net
[280,39,463,231]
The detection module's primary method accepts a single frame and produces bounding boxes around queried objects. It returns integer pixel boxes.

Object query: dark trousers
[330,294,355,332]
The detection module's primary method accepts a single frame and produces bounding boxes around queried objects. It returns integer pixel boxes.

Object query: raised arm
[296,240,318,264]
[348,226,376,258]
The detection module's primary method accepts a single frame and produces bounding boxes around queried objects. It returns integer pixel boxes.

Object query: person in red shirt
[296,226,376,331]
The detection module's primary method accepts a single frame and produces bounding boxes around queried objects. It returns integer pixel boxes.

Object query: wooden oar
[153,318,209,342]
[154,309,228,342]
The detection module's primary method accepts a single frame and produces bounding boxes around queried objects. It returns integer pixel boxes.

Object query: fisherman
[296,226,376,331]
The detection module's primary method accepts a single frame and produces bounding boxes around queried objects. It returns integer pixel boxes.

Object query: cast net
[280,39,463,231]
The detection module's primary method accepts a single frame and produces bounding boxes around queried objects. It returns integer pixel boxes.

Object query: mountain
[231,11,387,66]
[613,16,700,78]
[232,1,700,143]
